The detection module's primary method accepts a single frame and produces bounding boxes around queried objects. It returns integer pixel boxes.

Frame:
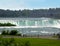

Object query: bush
[0,23,16,26]
[0,38,15,46]
[1,30,9,35]
[9,30,18,35]
[24,41,30,46]
[1,30,22,36]
[57,33,60,39]
[0,38,30,46]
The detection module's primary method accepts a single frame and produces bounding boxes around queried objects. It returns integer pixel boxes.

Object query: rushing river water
[0,18,60,35]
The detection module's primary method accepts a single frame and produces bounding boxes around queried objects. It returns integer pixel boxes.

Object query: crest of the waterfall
[0,18,60,28]
[38,17,60,28]
[14,17,60,28]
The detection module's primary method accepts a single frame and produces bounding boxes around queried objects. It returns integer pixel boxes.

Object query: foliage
[0,8,60,19]
[9,30,18,35]
[0,38,31,46]
[57,33,60,39]
[24,41,30,46]
[0,38,60,46]
[1,30,18,35]
[0,23,16,26]
[1,30,9,35]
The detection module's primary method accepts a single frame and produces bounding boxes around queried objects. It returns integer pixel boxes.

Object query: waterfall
[0,18,60,35]
[15,18,60,28]
[0,18,60,28]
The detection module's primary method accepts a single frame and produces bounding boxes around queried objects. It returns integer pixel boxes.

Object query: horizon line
[0,7,60,10]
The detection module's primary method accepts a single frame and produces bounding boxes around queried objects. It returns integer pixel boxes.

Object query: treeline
[0,23,16,26]
[0,8,60,19]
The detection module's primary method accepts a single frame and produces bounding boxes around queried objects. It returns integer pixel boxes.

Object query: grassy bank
[0,37,60,46]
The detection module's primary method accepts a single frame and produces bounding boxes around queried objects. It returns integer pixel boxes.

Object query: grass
[18,38,60,46]
[0,38,60,46]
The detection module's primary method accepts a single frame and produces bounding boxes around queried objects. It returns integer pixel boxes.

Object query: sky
[0,0,60,10]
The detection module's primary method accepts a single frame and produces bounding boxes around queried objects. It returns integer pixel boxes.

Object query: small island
[0,23,16,26]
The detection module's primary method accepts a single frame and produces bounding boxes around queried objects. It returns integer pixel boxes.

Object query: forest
[0,8,60,19]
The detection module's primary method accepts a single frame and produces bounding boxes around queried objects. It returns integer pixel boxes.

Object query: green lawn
[0,38,60,46]
[17,38,60,46]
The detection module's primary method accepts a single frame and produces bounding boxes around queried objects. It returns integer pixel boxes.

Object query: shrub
[1,30,9,35]
[57,33,60,39]
[1,30,22,36]
[24,41,31,46]
[0,38,30,46]
[9,30,18,35]
[0,23,16,26]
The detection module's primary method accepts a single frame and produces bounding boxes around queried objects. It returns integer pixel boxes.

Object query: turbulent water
[0,18,60,35]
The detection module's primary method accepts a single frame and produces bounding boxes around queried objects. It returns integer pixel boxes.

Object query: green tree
[1,30,9,35]
[57,33,60,39]
[10,30,18,35]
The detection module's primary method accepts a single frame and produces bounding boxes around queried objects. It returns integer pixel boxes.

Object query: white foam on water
[0,18,60,28]
[40,31,54,34]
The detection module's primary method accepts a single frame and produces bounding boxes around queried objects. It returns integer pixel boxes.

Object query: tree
[10,30,18,35]
[1,30,9,35]
[57,33,60,39]
[0,23,16,26]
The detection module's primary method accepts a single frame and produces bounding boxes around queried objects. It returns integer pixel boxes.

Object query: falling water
[0,18,60,35]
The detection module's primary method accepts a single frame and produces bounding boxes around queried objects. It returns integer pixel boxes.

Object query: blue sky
[0,0,60,10]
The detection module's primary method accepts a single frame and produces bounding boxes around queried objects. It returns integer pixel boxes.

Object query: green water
[17,19,60,26]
